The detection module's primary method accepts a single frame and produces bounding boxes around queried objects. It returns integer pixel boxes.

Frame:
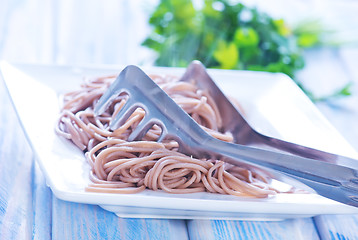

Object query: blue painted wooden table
[1,49,358,240]
[1,1,358,239]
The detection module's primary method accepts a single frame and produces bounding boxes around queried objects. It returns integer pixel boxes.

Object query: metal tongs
[94,62,358,207]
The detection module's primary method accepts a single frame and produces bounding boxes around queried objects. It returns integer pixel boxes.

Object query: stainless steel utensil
[180,61,358,168]
[94,64,358,207]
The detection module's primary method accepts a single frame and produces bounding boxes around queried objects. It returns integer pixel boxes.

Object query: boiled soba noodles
[56,72,290,198]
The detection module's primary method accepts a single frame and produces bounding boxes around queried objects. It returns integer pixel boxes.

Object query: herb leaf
[143,0,351,101]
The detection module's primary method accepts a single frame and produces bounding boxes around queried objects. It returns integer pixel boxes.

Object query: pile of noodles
[56,73,292,198]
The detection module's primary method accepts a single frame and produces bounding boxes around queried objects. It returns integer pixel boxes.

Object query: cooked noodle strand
[56,73,294,198]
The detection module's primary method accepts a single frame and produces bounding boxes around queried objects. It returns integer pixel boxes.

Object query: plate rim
[2,61,358,218]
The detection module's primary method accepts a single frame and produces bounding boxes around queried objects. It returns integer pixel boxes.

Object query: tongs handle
[204,138,358,207]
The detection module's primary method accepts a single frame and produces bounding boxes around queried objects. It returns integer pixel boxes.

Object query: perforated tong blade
[94,64,358,208]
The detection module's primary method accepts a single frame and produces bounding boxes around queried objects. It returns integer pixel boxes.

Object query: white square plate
[2,61,358,220]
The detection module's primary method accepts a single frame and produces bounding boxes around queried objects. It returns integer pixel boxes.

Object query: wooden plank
[0,78,33,239]
[51,198,188,240]
[187,218,319,240]
[32,162,52,240]
[314,215,358,240]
